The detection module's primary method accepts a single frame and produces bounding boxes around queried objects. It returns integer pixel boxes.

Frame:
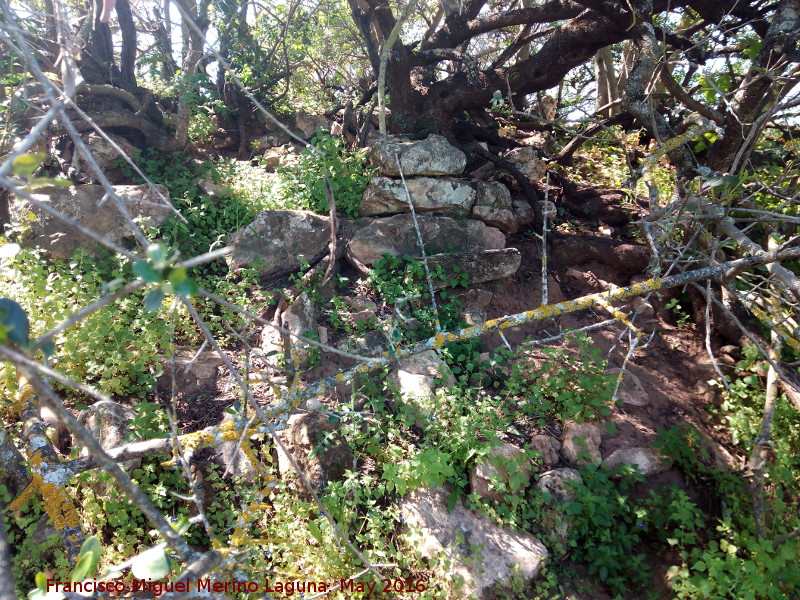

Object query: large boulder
[360,177,475,216]
[15,184,171,259]
[347,214,505,266]
[227,210,330,276]
[427,249,521,290]
[401,486,548,599]
[369,134,466,176]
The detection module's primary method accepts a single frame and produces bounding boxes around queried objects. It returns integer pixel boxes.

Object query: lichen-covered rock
[360,176,475,216]
[471,181,517,233]
[561,420,603,466]
[369,134,466,176]
[347,214,505,266]
[401,486,548,599]
[277,412,353,496]
[470,443,533,503]
[227,210,330,276]
[15,184,171,258]
[76,400,139,473]
[390,350,456,403]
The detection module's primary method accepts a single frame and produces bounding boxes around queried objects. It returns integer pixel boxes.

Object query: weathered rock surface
[228,210,330,275]
[603,447,671,476]
[401,486,548,599]
[277,412,353,496]
[471,181,517,233]
[260,292,318,368]
[211,414,257,480]
[158,348,225,396]
[504,146,547,184]
[77,401,139,472]
[427,249,521,290]
[606,368,650,407]
[369,134,466,177]
[360,177,475,216]
[561,420,603,466]
[530,434,561,466]
[390,350,455,402]
[16,184,171,258]
[335,330,392,359]
[347,214,505,266]
[470,443,533,503]
[537,468,582,503]
[76,132,135,183]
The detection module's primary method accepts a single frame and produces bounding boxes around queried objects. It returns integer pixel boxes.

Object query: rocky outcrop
[401,486,548,599]
[369,134,466,177]
[347,214,505,266]
[227,210,330,276]
[16,184,172,259]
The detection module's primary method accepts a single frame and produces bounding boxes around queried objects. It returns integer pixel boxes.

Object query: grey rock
[390,350,456,403]
[537,468,582,503]
[471,181,516,233]
[360,176,475,217]
[76,132,135,182]
[529,434,561,466]
[277,411,353,496]
[347,214,505,266]
[77,400,139,472]
[504,147,547,184]
[401,486,548,599]
[512,199,536,227]
[158,348,225,396]
[470,443,533,503]
[603,447,671,476]
[561,420,603,466]
[605,368,650,407]
[260,292,318,368]
[369,134,466,176]
[427,248,521,290]
[228,210,330,275]
[294,113,329,138]
[16,184,171,259]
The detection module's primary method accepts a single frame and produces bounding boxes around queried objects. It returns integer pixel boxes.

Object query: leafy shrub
[275,132,373,218]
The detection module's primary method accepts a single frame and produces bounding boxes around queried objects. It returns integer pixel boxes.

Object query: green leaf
[12,152,44,179]
[0,298,30,347]
[131,546,171,580]
[143,289,165,313]
[146,243,169,266]
[71,536,102,582]
[133,260,163,283]
[308,519,323,544]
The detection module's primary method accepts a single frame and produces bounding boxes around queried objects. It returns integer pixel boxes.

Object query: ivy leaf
[131,546,171,580]
[0,298,30,347]
[143,289,165,313]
